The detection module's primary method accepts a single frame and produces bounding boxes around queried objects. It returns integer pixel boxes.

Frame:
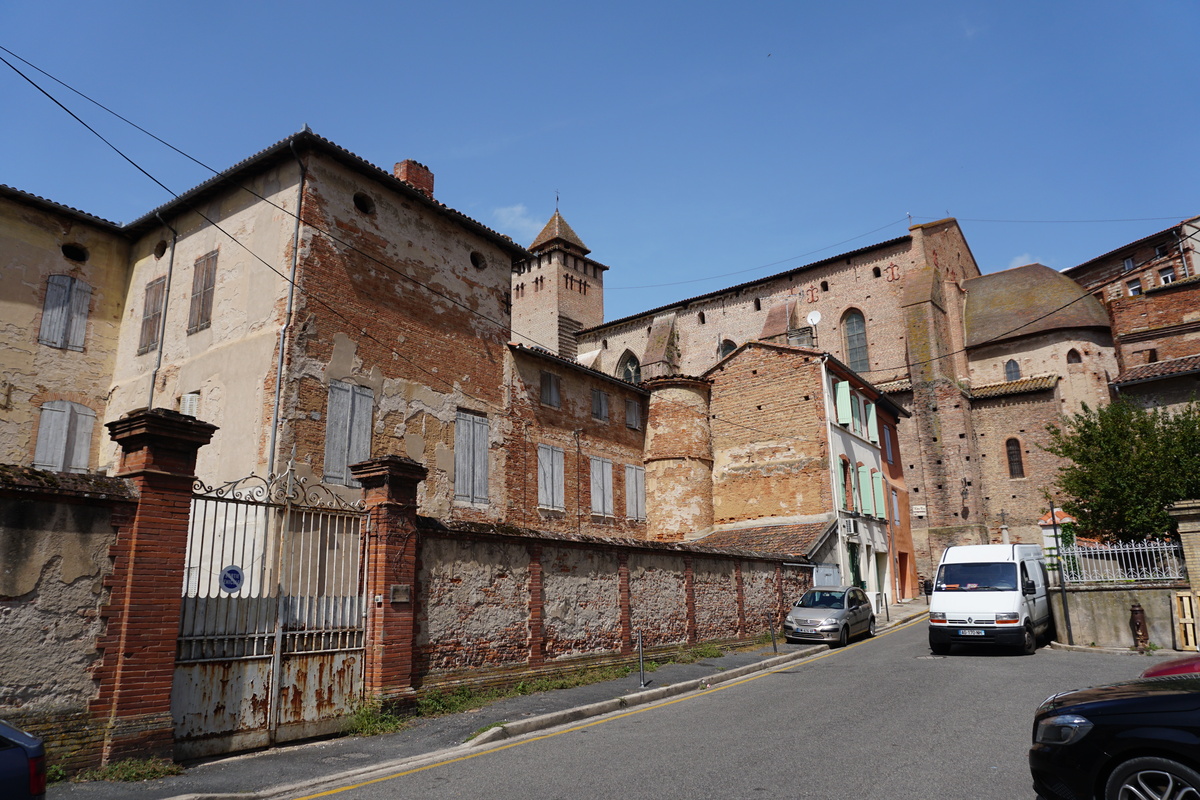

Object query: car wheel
[867,616,876,637]
[929,637,950,656]
[1104,756,1200,800]
[1020,625,1036,656]
[834,626,849,648]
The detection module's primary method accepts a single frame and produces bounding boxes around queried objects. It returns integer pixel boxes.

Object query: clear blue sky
[3,2,1197,321]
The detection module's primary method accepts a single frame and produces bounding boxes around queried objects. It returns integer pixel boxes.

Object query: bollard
[1130,602,1149,653]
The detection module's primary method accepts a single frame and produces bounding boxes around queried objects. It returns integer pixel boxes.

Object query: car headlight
[995,612,1020,624]
[929,611,946,622]
[1035,714,1093,745]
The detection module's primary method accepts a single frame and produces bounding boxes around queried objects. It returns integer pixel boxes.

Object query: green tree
[1045,398,1200,541]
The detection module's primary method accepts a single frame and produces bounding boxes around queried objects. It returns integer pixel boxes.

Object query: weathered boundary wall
[1048,585,1182,650]
[413,522,812,692]
[0,466,134,774]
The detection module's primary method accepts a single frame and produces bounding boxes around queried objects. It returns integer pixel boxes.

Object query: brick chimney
[394,160,434,200]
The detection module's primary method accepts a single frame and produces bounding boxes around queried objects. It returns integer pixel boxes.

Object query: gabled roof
[1065,215,1199,277]
[694,522,831,560]
[1113,353,1200,387]
[508,342,649,394]
[970,374,1059,399]
[0,184,122,230]
[529,210,590,255]
[14,129,530,259]
[962,263,1109,348]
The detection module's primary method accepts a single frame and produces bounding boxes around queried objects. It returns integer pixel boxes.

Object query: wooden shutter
[590,457,604,514]
[624,465,645,520]
[471,414,488,502]
[65,404,94,473]
[872,472,885,520]
[33,401,70,471]
[835,381,851,426]
[189,252,217,333]
[552,446,564,509]
[538,445,553,508]
[38,275,71,348]
[324,381,351,484]
[866,402,879,444]
[65,279,91,351]
[858,465,874,516]
[346,384,373,486]
[455,412,472,501]
[625,399,641,430]
[836,461,847,510]
[139,277,166,354]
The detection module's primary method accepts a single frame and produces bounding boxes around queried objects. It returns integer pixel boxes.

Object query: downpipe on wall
[147,214,178,410]
[267,146,307,477]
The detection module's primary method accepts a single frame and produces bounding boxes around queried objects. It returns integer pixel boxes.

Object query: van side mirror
[1022,578,1036,596]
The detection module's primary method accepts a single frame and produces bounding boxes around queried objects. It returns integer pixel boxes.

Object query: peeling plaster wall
[0,196,128,469]
[416,536,530,671]
[0,498,119,712]
[540,545,621,659]
[628,552,687,646]
[103,166,299,481]
[282,157,516,519]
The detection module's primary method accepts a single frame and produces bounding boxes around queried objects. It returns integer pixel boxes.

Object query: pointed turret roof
[529,211,590,255]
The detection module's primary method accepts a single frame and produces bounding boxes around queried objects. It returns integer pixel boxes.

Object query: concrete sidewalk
[52,601,929,800]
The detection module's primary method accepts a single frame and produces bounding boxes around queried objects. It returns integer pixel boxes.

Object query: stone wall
[1049,586,1180,650]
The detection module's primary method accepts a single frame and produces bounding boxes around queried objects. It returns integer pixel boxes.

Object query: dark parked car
[1142,654,1200,679]
[1029,675,1200,800]
[0,719,46,799]
[782,586,875,648]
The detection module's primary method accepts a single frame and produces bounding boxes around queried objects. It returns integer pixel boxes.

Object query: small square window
[540,372,561,408]
[1160,267,1176,285]
[1126,279,1142,296]
[1123,257,1135,272]
[1155,245,1169,258]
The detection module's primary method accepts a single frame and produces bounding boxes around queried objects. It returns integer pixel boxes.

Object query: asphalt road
[285,618,1151,800]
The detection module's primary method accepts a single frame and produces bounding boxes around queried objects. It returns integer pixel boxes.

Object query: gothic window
[1005,359,1021,382]
[1067,349,1082,364]
[842,310,869,373]
[1006,438,1025,479]
[718,339,737,359]
[618,352,641,384]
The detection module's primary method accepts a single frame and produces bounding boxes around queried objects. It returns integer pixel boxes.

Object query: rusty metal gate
[172,465,368,759]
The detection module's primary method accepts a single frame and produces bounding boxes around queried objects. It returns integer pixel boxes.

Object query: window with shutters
[540,371,561,408]
[138,276,167,355]
[38,275,92,351]
[590,456,614,516]
[625,464,646,521]
[537,444,565,511]
[33,400,95,473]
[625,398,642,430]
[324,380,373,486]
[188,251,218,334]
[454,410,489,504]
[592,389,610,421]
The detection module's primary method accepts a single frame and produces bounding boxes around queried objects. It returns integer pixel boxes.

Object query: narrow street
[285,619,1148,800]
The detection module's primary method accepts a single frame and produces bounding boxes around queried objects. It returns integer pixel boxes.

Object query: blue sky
[3,2,1197,321]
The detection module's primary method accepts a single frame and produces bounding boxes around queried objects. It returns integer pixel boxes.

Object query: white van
[928,544,1053,655]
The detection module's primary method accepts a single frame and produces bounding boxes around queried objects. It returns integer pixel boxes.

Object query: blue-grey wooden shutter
[552,446,564,509]
[33,401,70,471]
[346,384,373,487]
[455,412,472,501]
[38,275,71,348]
[65,404,94,473]
[324,381,351,484]
[590,457,604,513]
[538,445,553,507]
[471,414,488,502]
[65,280,91,351]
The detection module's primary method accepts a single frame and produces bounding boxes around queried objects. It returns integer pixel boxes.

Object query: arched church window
[718,339,737,360]
[1006,438,1025,479]
[842,310,869,373]
[618,352,641,384]
[1005,359,1021,381]
[1067,349,1082,364]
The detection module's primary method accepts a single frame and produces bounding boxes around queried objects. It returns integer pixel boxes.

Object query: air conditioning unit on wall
[842,518,859,537]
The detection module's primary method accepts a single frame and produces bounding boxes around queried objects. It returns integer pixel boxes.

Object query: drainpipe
[147,214,178,410]
[820,354,846,584]
[267,146,307,476]
[1172,228,1194,279]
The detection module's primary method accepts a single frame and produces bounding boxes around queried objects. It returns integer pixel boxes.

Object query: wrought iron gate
[172,466,368,758]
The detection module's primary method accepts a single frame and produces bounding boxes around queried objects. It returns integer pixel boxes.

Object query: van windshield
[935,562,1018,592]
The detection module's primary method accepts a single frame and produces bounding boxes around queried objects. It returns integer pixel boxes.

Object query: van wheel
[1020,625,1036,656]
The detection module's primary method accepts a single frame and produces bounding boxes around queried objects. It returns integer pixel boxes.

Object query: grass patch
[466,721,507,741]
[344,697,408,736]
[46,764,66,784]
[671,644,726,663]
[73,757,183,783]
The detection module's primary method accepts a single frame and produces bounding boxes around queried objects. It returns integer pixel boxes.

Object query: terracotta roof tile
[529,211,590,254]
[1114,353,1200,386]
[970,374,1058,399]
[694,522,831,559]
[875,378,912,394]
[962,264,1109,348]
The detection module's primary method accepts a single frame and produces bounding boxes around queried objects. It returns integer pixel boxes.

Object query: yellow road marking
[289,612,930,799]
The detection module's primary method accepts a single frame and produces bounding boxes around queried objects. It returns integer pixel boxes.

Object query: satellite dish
[806,310,822,326]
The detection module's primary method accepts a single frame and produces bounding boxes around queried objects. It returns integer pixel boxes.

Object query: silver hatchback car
[783,586,876,648]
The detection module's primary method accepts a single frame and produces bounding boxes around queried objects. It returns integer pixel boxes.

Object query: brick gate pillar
[1170,500,1200,580]
[351,456,427,707]
[93,408,217,762]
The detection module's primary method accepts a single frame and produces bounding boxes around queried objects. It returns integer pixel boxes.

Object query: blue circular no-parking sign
[219,565,245,593]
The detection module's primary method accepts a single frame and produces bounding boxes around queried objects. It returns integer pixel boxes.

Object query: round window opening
[153,240,168,260]
[353,192,376,215]
[470,251,488,270]
[61,243,89,263]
